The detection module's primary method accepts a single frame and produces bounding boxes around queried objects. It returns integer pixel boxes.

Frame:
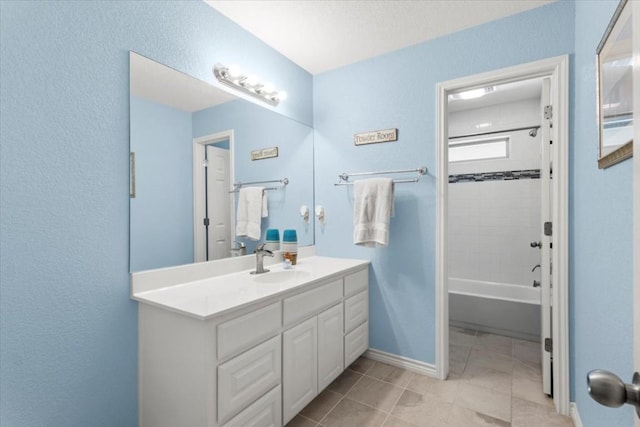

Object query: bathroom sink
[251,269,312,284]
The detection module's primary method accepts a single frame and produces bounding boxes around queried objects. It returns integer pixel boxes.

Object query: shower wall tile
[449,179,541,287]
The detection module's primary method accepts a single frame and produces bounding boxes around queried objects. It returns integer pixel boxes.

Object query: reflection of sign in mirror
[354,128,398,145]
[251,147,279,160]
[597,0,633,169]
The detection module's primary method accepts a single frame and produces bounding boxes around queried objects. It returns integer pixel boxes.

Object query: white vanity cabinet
[135,257,368,427]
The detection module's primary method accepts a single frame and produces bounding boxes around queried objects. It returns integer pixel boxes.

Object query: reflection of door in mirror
[191,133,234,263]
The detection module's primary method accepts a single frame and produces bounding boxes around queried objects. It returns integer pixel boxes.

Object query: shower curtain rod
[449,125,541,140]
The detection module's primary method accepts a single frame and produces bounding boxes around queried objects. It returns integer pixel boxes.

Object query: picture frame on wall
[596,0,633,169]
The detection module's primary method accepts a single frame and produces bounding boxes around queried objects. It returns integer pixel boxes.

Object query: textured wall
[0,1,312,425]
[571,1,635,425]
[313,1,574,364]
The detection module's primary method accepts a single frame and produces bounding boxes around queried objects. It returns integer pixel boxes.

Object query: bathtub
[449,277,541,341]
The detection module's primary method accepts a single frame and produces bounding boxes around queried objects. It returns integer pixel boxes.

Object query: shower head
[529,128,538,137]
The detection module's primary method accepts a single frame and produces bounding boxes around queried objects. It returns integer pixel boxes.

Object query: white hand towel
[235,187,268,240]
[353,178,394,247]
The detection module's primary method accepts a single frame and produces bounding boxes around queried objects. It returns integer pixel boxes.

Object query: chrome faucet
[251,243,274,275]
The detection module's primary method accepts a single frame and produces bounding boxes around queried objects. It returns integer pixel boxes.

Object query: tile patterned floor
[286,327,574,427]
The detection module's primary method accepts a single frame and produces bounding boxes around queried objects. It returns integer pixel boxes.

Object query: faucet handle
[255,243,274,256]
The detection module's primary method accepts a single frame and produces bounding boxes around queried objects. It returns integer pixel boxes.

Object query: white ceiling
[205,0,555,75]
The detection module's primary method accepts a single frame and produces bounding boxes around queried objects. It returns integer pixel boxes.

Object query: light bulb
[245,74,259,87]
[226,65,242,80]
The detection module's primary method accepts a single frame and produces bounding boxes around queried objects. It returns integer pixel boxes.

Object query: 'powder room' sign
[354,128,398,146]
[251,146,279,161]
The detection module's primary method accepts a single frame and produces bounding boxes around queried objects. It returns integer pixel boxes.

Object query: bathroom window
[449,136,509,163]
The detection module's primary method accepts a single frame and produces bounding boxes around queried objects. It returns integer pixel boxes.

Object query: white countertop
[132,256,369,320]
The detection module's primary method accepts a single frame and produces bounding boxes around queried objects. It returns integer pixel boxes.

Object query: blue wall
[0,1,312,425]
[313,0,575,365]
[193,99,315,253]
[130,96,194,272]
[571,1,635,425]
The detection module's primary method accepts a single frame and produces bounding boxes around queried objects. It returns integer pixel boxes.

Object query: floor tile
[382,415,421,427]
[450,328,477,346]
[446,404,511,427]
[466,347,514,374]
[350,356,375,374]
[461,364,512,393]
[450,343,471,363]
[406,372,461,403]
[454,382,511,422]
[347,375,404,412]
[367,361,414,387]
[300,389,342,422]
[474,333,513,357]
[512,340,540,364]
[390,390,451,427]
[321,398,387,427]
[512,374,553,408]
[512,359,542,381]
[327,369,363,395]
[511,397,574,427]
[286,414,318,427]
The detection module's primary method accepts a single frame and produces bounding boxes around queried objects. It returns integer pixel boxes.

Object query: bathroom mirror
[129,52,314,272]
[596,0,633,169]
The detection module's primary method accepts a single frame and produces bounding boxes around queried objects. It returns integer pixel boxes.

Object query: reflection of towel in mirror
[235,187,268,240]
[353,178,394,247]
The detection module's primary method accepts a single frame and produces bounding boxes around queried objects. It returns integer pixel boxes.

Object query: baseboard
[570,402,583,427]
[364,348,436,377]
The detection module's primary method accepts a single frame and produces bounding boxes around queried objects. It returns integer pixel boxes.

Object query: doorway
[193,130,235,263]
[435,56,570,415]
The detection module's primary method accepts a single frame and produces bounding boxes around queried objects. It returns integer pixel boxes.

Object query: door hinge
[544,338,552,353]
[203,218,210,227]
[544,222,552,236]
[544,105,553,120]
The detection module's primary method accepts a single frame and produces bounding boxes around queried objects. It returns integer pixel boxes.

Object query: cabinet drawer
[344,290,368,333]
[283,279,342,326]
[223,385,281,427]
[218,336,281,424]
[344,268,368,297]
[218,302,281,360]
[344,321,368,367]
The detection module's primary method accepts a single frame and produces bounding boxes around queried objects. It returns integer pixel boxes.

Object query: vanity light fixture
[213,64,286,106]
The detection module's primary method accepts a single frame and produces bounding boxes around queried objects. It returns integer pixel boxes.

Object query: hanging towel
[235,187,268,240]
[353,178,394,247]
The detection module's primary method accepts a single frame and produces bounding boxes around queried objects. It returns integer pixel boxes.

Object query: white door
[282,317,318,425]
[317,304,344,391]
[539,77,553,396]
[206,145,231,260]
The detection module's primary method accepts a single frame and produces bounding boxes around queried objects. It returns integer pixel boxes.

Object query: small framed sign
[354,128,398,146]
[251,146,279,161]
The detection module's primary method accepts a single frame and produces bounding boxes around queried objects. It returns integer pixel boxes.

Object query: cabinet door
[282,317,317,425]
[317,304,344,391]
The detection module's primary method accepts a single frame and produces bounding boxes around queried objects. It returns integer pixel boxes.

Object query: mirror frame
[596,0,633,169]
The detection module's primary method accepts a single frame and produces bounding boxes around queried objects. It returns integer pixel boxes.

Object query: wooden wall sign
[354,128,398,146]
